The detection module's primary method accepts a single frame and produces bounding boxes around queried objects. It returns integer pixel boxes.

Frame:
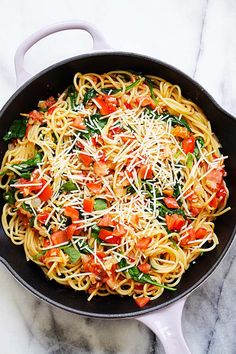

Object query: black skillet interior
[0,52,235,318]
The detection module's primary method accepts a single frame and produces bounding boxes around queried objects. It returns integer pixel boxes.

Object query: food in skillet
[0,71,229,307]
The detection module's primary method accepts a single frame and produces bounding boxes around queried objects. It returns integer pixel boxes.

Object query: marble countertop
[0,0,236,353]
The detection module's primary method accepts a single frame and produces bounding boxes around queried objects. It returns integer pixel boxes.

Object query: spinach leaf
[83,88,97,105]
[68,85,79,111]
[145,77,158,104]
[64,246,81,263]
[77,240,91,254]
[33,250,46,260]
[22,202,33,214]
[3,190,16,204]
[173,182,181,199]
[12,153,43,176]
[3,118,27,141]
[61,181,77,192]
[80,114,108,140]
[161,113,191,132]
[119,259,176,291]
[91,225,101,241]
[101,87,120,95]
[94,199,107,211]
[194,137,204,159]
[126,79,141,92]
[157,202,185,218]
[29,216,35,227]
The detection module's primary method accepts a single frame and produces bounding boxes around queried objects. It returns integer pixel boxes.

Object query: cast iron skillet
[0,22,235,354]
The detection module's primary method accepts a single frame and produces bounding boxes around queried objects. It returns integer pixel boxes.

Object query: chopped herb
[61,180,77,192]
[6,152,43,177]
[119,259,176,291]
[68,85,79,111]
[173,182,181,199]
[80,114,108,140]
[101,87,120,95]
[94,199,107,211]
[161,114,191,132]
[22,202,33,214]
[126,78,141,92]
[63,246,81,263]
[174,150,181,159]
[3,117,27,141]
[29,216,35,227]
[91,225,101,241]
[3,190,16,204]
[83,88,97,105]
[145,77,158,104]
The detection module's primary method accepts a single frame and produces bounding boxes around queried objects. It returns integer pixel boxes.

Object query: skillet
[0,21,235,354]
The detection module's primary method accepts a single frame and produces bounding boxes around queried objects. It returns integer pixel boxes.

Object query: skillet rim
[0,50,235,318]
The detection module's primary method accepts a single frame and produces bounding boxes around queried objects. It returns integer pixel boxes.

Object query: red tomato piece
[86,182,102,194]
[138,263,151,273]
[180,228,195,246]
[206,169,223,191]
[37,212,49,224]
[138,165,153,180]
[98,214,115,227]
[98,229,121,244]
[195,227,208,239]
[79,152,93,167]
[172,126,190,139]
[209,197,218,208]
[164,197,179,209]
[72,117,86,130]
[29,110,44,122]
[45,96,56,107]
[182,136,195,154]
[165,214,185,231]
[83,198,94,213]
[65,224,78,240]
[51,230,68,245]
[124,102,132,109]
[216,184,227,201]
[135,297,151,308]
[64,206,79,222]
[112,224,126,237]
[38,180,53,202]
[136,237,152,250]
[48,106,57,115]
[94,96,117,115]
[94,161,109,176]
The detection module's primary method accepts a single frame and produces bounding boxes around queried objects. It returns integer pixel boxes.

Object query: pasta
[0,71,229,307]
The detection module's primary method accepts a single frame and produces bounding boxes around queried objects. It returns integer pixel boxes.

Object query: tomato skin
[81,254,107,280]
[135,297,150,308]
[29,110,44,122]
[79,152,93,166]
[124,102,132,109]
[83,198,94,213]
[113,224,126,237]
[94,96,117,115]
[38,180,53,202]
[64,206,79,222]
[98,213,115,227]
[209,197,218,208]
[166,214,185,231]
[164,197,179,209]
[136,237,152,250]
[51,230,68,245]
[37,212,49,224]
[48,106,56,115]
[180,228,195,246]
[72,117,86,130]
[98,229,121,244]
[182,136,195,154]
[86,182,102,194]
[138,263,151,273]
[206,169,223,191]
[195,227,208,239]
[138,165,153,180]
[65,224,78,240]
[45,96,56,107]
[94,161,109,176]
[16,178,43,197]
[216,184,227,201]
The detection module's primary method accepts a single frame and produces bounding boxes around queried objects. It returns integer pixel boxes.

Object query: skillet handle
[136,297,191,354]
[14,20,111,87]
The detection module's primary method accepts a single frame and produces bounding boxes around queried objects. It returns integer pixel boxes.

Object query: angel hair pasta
[0,71,229,307]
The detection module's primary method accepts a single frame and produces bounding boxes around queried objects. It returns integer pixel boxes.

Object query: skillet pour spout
[0,21,235,354]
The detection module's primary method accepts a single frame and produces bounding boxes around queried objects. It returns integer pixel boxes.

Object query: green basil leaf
[83,88,97,105]
[125,78,141,92]
[61,181,77,192]
[11,152,43,176]
[94,198,107,211]
[3,190,16,204]
[64,246,81,263]
[91,225,101,241]
[101,87,121,95]
[3,118,28,141]
[22,202,33,214]
[80,114,108,140]
[145,77,158,104]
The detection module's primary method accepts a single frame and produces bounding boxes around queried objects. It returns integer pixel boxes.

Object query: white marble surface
[0,0,236,353]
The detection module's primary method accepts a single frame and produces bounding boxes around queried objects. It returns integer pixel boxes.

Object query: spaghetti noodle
[0,71,229,307]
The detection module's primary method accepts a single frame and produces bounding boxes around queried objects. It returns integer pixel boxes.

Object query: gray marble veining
[0,0,236,353]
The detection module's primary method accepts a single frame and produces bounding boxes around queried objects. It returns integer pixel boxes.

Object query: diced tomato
[65,224,78,240]
[136,237,152,250]
[190,206,201,217]
[79,152,93,167]
[165,214,185,231]
[51,230,68,245]
[206,169,223,191]
[109,127,123,138]
[182,136,195,154]
[172,126,190,139]
[138,165,153,179]
[29,110,44,122]
[112,224,126,237]
[98,229,121,244]
[121,135,136,144]
[72,116,86,130]
[15,178,43,197]
[195,227,208,239]
[209,197,218,208]
[43,238,51,248]
[134,284,144,291]
[86,182,102,194]
[45,96,56,107]
[180,228,195,246]
[216,184,227,201]
[48,106,57,115]
[37,212,49,224]
[137,96,156,109]
[64,206,79,222]
[41,248,60,264]
[135,297,150,308]
[94,95,117,115]
[94,161,109,176]
[163,188,174,197]
[83,198,94,213]
[81,254,107,280]
[98,213,115,227]
[138,263,151,273]
[164,197,179,209]
[124,102,132,109]
[38,180,53,202]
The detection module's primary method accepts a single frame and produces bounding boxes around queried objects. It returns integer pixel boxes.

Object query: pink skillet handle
[136,297,191,354]
[14,20,111,87]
